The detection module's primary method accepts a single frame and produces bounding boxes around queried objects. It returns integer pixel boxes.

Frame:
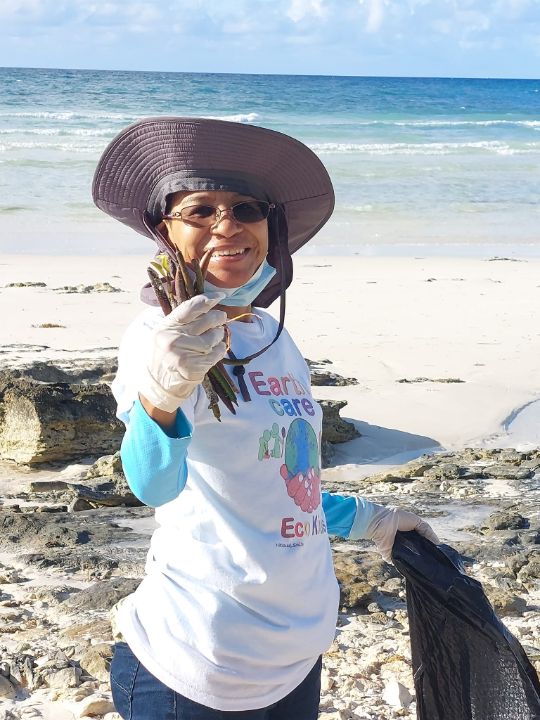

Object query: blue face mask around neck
[200,259,276,307]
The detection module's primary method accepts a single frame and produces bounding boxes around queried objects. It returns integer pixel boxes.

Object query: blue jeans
[110,642,322,720]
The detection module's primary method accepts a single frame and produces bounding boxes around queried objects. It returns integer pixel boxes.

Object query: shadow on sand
[327,418,441,470]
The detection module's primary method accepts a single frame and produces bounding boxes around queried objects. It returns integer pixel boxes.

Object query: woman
[92,117,438,720]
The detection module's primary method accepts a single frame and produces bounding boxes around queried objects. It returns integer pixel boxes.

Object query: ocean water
[1,67,539,255]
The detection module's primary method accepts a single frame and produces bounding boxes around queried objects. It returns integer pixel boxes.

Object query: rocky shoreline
[0,446,537,719]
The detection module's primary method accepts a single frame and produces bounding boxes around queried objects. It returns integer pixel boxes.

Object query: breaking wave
[310,141,540,156]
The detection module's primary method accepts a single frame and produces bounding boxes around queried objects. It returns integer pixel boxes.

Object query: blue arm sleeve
[322,492,380,539]
[120,398,192,508]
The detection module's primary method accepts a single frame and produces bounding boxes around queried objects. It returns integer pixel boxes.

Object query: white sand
[1,253,539,473]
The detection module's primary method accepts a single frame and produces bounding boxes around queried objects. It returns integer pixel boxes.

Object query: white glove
[366,505,440,563]
[138,294,228,412]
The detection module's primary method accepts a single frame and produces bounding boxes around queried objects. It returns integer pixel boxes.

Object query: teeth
[211,248,246,257]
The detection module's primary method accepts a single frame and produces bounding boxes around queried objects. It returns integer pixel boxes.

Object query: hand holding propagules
[139,294,228,413]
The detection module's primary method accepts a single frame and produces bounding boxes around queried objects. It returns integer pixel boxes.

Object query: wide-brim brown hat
[92,117,334,306]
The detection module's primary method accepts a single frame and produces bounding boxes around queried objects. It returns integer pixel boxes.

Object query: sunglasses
[164,200,275,227]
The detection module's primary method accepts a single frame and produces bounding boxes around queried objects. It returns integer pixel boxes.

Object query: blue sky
[2,0,540,78]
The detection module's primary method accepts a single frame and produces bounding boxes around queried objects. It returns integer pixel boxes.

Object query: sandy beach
[2,252,540,465]
[1,252,539,720]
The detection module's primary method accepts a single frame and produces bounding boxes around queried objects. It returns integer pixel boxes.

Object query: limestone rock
[77,694,115,717]
[9,655,36,690]
[486,510,529,531]
[317,399,360,444]
[306,360,358,387]
[42,665,82,689]
[49,681,99,702]
[518,556,540,581]
[333,551,399,610]
[54,282,122,294]
[69,498,95,512]
[0,375,123,465]
[517,556,540,592]
[382,679,414,708]
[30,480,72,493]
[79,643,113,682]
[64,578,140,613]
[59,619,114,644]
[0,511,89,550]
[398,460,435,478]
[0,359,117,385]
[67,480,142,510]
[85,453,124,480]
[484,588,528,616]
[0,675,16,699]
[25,453,139,511]
[482,465,534,480]
[333,554,374,609]
[424,463,463,480]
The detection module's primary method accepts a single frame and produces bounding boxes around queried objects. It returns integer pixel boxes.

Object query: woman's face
[163,190,269,289]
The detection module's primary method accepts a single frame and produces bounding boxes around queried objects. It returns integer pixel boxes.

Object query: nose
[211,209,242,236]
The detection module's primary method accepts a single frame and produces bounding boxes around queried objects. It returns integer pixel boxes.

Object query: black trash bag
[392,531,540,720]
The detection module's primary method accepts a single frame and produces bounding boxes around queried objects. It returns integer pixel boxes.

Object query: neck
[219,304,253,322]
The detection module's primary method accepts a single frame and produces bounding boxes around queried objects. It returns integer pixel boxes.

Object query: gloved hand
[366,504,440,563]
[138,294,228,413]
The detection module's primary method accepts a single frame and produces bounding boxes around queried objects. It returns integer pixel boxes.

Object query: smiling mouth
[209,247,249,259]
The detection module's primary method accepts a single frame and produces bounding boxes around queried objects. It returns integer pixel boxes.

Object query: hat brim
[92,117,334,306]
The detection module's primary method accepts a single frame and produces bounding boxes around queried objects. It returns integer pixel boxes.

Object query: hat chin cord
[142,211,287,368]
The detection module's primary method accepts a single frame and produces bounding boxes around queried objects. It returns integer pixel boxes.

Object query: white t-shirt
[112,307,340,711]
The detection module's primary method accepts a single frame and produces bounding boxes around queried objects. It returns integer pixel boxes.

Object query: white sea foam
[0,110,260,124]
[0,128,58,135]
[298,118,540,129]
[344,204,374,212]
[0,111,77,120]
[204,112,259,123]
[310,140,540,155]
[1,141,102,153]
[0,127,117,137]
[0,110,143,122]
[392,119,540,129]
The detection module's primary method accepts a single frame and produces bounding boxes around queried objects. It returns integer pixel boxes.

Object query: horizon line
[1,65,539,83]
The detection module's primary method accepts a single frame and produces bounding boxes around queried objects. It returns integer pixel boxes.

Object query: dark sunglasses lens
[233,201,269,223]
[183,205,215,222]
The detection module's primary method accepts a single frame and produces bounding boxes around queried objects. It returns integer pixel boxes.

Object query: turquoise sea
[1,67,539,255]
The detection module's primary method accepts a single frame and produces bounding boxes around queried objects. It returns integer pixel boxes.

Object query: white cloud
[222,17,260,34]
[407,0,434,11]
[495,0,535,17]
[431,17,453,35]
[286,0,327,23]
[85,2,161,26]
[358,0,387,33]
[0,0,68,20]
[0,0,161,30]
[0,0,43,17]
[456,9,491,34]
